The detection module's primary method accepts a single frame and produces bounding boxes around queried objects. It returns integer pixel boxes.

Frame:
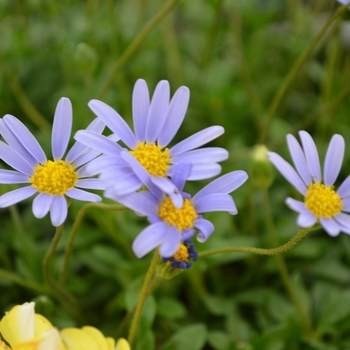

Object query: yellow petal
[105,337,115,350]
[115,338,130,350]
[33,314,53,337]
[60,328,100,350]
[81,326,110,350]
[11,329,62,350]
[0,303,35,346]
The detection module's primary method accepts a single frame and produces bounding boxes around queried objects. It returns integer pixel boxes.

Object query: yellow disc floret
[305,183,342,218]
[129,142,171,177]
[173,243,189,263]
[30,160,78,196]
[158,197,198,231]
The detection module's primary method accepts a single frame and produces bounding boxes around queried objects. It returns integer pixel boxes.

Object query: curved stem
[59,203,126,285]
[199,226,317,259]
[261,190,312,334]
[258,4,350,143]
[97,0,180,99]
[43,225,83,323]
[128,250,160,346]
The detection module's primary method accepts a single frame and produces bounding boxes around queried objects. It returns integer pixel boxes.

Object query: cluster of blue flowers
[1,78,349,269]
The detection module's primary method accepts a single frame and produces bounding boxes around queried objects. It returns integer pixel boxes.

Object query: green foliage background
[1,0,350,349]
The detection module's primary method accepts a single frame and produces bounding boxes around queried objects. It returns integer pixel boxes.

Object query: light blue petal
[194,193,237,215]
[150,176,183,209]
[169,163,191,192]
[159,226,182,258]
[286,134,311,186]
[145,80,170,144]
[132,79,150,142]
[108,191,157,216]
[0,170,30,184]
[74,130,122,156]
[299,130,321,183]
[170,126,224,156]
[0,186,37,207]
[132,222,168,258]
[88,99,136,149]
[75,179,106,190]
[50,196,68,227]
[32,193,53,218]
[341,197,350,211]
[121,151,162,198]
[103,174,142,197]
[182,228,196,240]
[320,217,341,237]
[65,188,101,202]
[172,147,228,164]
[0,119,37,167]
[324,134,345,186]
[189,163,222,181]
[194,218,215,243]
[285,197,306,213]
[334,213,350,234]
[52,97,72,160]
[158,86,190,147]
[66,118,105,163]
[194,170,248,201]
[3,115,47,164]
[337,175,350,199]
[0,141,34,176]
[296,210,317,228]
[268,152,307,195]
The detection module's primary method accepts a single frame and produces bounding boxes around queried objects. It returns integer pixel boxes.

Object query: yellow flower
[0,302,64,350]
[60,327,130,350]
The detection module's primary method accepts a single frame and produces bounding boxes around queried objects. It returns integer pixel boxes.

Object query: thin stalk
[97,0,180,99]
[262,190,312,334]
[43,225,83,323]
[258,4,350,143]
[0,268,51,295]
[59,203,125,285]
[128,250,160,346]
[199,226,317,258]
[2,67,50,130]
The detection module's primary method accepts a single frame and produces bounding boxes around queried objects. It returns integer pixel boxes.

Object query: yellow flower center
[30,160,78,196]
[172,243,189,263]
[129,143,171,177]
[158,198,198,231]
[304,183,342,218]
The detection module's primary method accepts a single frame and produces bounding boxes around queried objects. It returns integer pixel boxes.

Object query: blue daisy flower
[107,168,248,258]
[0,97,106,226]
[74,79,228,208]
[268,130,350,236]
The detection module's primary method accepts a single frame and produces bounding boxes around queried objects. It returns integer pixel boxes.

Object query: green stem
[261,190,312,334]
[128,250,160,346]
[43,225,83,323]
[0,268,51,295]
[199,226,316,258]
[97,0,180,99]
[59,203,125,285]
[1,65,50,130]
[258,4,350,143]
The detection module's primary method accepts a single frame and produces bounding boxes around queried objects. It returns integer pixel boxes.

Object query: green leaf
[161,324,207,350]
[157,297,187,320]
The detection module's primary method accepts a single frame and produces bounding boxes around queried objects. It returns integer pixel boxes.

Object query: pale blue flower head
[0,97,106,226]
[74,79,229,208]
[108,167,248,258]
[268,130,350,237]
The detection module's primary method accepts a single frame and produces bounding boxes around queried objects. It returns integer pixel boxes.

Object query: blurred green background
[1,0,350,349]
